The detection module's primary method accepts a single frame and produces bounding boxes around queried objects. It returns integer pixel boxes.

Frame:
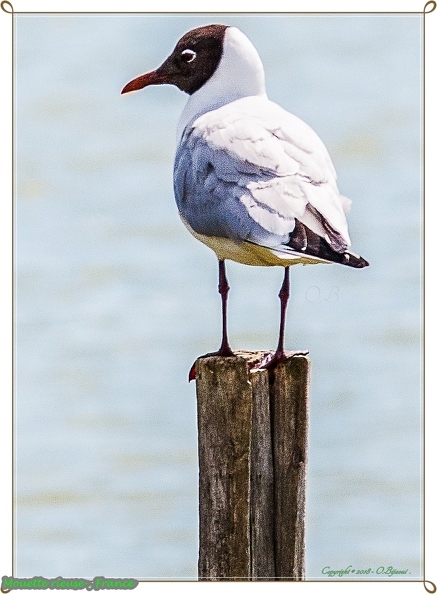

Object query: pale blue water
[15,14,422,579]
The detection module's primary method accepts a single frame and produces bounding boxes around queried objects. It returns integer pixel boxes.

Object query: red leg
[255,267,290,370]
[216,259,234,357]
[276,265,290,358]
[189,259,235,381]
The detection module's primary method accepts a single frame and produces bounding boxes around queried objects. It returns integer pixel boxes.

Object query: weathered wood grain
[195,351,309,581]
[270,355,310,580]
[196,356,253,580]
[250,369,275,579]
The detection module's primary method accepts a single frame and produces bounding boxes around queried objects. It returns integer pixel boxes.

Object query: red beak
[121,70,167,94]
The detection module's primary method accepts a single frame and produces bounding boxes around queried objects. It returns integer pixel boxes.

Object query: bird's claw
[249,349,309,372]
[188,362,197,382]
[250,350,287,372]
[188,347,236,382]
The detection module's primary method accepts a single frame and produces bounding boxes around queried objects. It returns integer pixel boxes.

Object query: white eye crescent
[181,49,196,63]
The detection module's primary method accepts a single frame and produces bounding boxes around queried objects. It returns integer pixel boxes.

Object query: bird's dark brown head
[121,24,228,96]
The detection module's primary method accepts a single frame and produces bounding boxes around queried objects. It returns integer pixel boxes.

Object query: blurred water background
[15,14,422,579]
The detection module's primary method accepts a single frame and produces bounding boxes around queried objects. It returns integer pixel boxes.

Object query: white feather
[175,26,353,259]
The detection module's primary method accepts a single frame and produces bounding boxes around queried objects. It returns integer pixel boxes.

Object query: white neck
[177,27,267,141]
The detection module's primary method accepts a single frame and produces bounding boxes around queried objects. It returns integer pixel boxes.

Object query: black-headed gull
[122,24,369,375]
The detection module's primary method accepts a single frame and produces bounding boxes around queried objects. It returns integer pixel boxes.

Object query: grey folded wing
[174,103,351,253]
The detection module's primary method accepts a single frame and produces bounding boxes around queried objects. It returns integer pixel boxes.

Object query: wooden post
[195,350,310,581]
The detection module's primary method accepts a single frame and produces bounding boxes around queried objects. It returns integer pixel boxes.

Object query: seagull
[121,24,369,377]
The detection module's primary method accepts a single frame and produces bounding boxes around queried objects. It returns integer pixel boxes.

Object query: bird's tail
[286,220,369,268]
[340,251,369,269]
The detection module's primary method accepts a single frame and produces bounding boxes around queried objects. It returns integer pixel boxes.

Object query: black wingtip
[342,251,369,269]
[287,221,369,269]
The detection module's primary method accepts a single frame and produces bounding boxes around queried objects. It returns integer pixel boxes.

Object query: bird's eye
[181,49,196,63]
